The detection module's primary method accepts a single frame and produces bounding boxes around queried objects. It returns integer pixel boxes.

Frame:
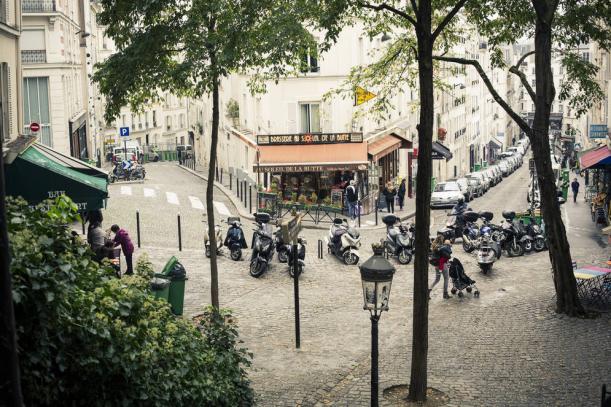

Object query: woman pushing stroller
[429,235,452,299]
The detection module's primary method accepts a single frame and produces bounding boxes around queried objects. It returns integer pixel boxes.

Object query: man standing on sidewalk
[571,178,580,203]
[346,180,358,220]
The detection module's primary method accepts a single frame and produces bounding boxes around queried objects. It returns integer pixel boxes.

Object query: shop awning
[367,134,403,162]
[255,142,368,173]
[432,141,453,160]
[488,139,502,150]
[5,143,108,211]
[579,146,611,169]
[34,142,107,178]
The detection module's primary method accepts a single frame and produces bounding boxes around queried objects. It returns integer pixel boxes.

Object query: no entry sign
[30,122,40,133]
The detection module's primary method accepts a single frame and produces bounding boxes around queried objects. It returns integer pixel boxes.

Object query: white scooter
[325,218,361,265]
[204,221,223,258]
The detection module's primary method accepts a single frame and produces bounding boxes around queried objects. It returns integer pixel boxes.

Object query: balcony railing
[22,0,56,13]
[21,50,47,64]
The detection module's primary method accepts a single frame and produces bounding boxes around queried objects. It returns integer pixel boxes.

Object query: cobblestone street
[103,160,610,406]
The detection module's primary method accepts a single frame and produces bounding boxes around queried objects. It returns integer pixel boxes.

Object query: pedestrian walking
[571,178,580,203]
[398,179,406,211]
[346,180,358,219]
[429,236,452,299]
[111,224,135,275]
[382,181,396,213]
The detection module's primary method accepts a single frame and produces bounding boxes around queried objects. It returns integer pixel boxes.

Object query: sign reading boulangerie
[257,132,363,145]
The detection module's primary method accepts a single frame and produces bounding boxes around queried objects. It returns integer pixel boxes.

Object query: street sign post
[29,122,40,133]
[281,213,304,349]
[119,127,130,161]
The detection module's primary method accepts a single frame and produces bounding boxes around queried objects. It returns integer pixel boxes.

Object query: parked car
[483,168,499,186]
[430,181,464,208]
[454,177,474,201]
[489,166,503,184]
[467,172,490,192]
[112,147,138,163]
[467,176,484,197]
[498,160,510,176]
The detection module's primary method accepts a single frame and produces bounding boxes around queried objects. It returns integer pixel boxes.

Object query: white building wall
[0,0,22,141]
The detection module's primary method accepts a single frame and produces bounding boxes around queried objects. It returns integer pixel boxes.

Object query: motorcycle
[439,205,479,252]
[461,219,481,253]
[500,211,525,257]
[522,210,546,252]
[204,222,223,258]
[478,211,502,259]
[250,213,275,277]
[382,215,414,264]
[109,162,145,182]
[326,218,361,265]
[129,163,146,180]
[287,237,306,278]
[275,225,289,263]
[224,217,247,261]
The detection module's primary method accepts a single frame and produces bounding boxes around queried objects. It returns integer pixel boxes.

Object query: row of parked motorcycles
[108,162,146,182]
[437,200,547,273]
[204,213,306,278]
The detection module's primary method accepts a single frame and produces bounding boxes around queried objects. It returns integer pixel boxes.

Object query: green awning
[5,144,108,211]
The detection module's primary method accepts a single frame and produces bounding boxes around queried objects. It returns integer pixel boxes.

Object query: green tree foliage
[9,196,253,405]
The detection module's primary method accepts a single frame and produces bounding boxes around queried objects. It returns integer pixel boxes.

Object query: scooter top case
[462,211,480,223]
[227,216,241,224]
[254,212,272,224]
[382,214,399,226]
[478,211,493,222]
[501,210,516,221]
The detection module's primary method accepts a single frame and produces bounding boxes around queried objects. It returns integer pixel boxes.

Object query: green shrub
[8,196,253,406]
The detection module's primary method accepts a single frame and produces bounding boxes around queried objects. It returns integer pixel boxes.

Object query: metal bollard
[375,197,378,226]
[220,168,223,184]
[358,201,361,228]
[81,219,85,235]
[318,239,323,259]
[243,181,248,207]
[229,173,233,190]
[249,184,252,214]
[215,166,219,181]
[177,213,182,252]
[237,179,241,199]
[136,210,141,248]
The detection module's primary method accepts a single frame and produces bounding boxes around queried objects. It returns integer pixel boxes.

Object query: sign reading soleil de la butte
[257,132,364,145]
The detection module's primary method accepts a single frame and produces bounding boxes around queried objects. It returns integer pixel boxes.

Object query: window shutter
[7,64,14,138]
[287,102,297,133]
[322,100,332,132]
[0,63,9,141]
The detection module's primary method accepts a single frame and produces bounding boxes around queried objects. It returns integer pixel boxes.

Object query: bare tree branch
[432,0,468,42]
[509,51,536,103]
[409,0,419,18]
[356,1,417,27]
[433,55,531,133]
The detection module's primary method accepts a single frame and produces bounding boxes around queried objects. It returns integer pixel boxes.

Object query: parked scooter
[109,161,145,182]
[500,211,526,257]
[275,225,289,263]
[382,215,414,264]
[287,237,306,278]
[475,212,500,273]
[326,218,361,265]
[522,210,546,252]
[250,213,275,277]
[204,221,223,258]
[224,217,247,260]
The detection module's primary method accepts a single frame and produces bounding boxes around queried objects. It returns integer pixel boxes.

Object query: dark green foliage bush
[8,196,253,406]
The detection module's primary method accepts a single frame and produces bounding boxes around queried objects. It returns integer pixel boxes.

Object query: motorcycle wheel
[398,249,412,265]
[249,259,265,278]
[278,250,288,263]
[534,237,546,252]
[230,248,242,261]
[491,231,504,243]
[507,241,524,257]
[462,240,474,253]
[343,251,359,265]
[521,240,533,253]
[479,263,492,274]
[205,246,211,258]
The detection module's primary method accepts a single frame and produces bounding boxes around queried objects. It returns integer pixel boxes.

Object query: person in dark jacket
[571,178,580,203]
[382,181,396,213]
[111,224,135,275]
[397,179,406,211]
[346,180,358,219]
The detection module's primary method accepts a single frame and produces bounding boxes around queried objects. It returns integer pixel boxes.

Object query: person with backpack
[429,235,452,299]
[346,180,358,219]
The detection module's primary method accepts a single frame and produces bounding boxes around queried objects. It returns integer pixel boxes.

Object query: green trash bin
[157,257,187,316]
[150,277,170,301]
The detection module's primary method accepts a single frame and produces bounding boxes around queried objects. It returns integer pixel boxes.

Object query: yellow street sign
[355,86,376,106]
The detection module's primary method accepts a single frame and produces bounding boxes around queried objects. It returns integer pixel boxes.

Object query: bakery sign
[257,132,364,145]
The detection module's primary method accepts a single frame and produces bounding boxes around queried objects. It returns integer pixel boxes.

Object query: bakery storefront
[254,133,368,213]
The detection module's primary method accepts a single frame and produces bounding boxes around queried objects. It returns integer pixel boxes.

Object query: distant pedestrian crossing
[115,184,232,214]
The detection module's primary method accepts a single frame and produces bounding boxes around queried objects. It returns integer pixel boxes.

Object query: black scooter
[382,215,414,264]
[287,237,306,278]
[250,213,275,278]
[224,217,247,261]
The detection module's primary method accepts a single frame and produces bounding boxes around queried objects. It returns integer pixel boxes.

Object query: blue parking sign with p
[120,127,130,137]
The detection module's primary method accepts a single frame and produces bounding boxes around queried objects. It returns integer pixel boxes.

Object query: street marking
[213,201,231,216]
[189,196,205,210]
[120,186,132,196]
[166,192,180,205]
[143,188,156,198]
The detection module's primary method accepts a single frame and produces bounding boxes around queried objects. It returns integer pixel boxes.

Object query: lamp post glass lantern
[360,245,395,407]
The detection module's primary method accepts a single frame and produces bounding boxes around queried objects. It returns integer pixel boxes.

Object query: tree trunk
[408,3,433,401]
[531,4,584,316]
[0,141,24,405]
[206,72,220,310]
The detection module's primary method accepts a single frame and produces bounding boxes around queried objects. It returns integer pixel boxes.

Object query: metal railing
[21,50,47,64]
[22,0,56,13]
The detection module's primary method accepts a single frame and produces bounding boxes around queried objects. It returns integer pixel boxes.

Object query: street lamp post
[359,244,395,407]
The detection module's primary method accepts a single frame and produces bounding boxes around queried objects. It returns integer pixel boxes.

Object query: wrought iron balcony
[22,0,56,13]
[21,50,47,64]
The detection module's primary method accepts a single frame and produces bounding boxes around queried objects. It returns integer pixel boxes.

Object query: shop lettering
[29,202,87,211]
[255,164,367,173]
[257,132,363,145]
[48,190,66,198]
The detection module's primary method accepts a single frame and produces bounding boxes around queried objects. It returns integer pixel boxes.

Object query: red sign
[412,148,418,158]
[30,122,40,133]
[437,128,447,141]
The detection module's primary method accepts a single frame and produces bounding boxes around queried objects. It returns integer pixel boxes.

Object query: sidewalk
[178,163,416,230]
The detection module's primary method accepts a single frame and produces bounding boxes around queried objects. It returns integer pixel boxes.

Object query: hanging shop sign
[257,132,363,146]
[589,124,608,139]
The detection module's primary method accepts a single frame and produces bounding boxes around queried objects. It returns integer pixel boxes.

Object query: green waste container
[150,277,170,301]
[157,256,187,316]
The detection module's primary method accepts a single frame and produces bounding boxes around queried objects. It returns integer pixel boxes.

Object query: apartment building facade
[0,0,22,142]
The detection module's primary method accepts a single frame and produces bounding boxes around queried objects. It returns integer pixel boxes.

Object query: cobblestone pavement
[102,160,610,406]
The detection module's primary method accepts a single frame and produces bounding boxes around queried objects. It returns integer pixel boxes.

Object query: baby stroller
[448,258,480,298]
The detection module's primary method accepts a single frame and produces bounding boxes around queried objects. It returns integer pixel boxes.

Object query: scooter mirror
[558,196,566,205]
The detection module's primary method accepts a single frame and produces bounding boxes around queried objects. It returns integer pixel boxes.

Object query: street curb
[177,164,415,230]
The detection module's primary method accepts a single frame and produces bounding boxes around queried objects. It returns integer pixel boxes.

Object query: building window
[23,77,52,146]
[179,113,185,129]
[122,114,126,126]
[131,114,135,130]
[166,115,172,131]
[300,47,319,73]
[153,110,157,127]
[581,52,589,62]
[299,103,321,133]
